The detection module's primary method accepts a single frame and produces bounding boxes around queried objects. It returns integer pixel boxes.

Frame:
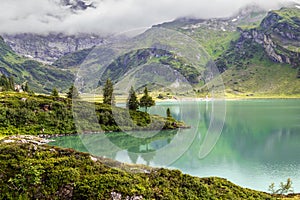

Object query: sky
[0,0,299,35]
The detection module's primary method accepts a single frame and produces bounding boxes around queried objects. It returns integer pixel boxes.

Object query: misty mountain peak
[59,0,96,11]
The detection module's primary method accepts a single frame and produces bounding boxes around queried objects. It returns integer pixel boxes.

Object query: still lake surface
[50,99,300,192]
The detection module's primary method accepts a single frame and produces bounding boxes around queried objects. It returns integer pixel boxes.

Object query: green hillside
[0,92,183,136]
[214,7,300,97]
[98,48,202,87]
[0,36,73,93]
[52,47,93,71]
[50,7,300,97]
[0,137,275,199]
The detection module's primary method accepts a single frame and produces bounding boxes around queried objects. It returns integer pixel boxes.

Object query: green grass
[53,47,93,69]
[0,92,184,136]
[0,138,275,199]
[273,7,300,21]
[193,30,240,60]
[0,36,74,93]
[221,63,300,96]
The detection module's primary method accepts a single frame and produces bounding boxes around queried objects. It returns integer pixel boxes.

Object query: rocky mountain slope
[214,6,300,96]
[0,36,73,93]
[154,4,268,59]
[149,5,300,96]
[1,5,299,96]
[2,33,105,64]
[218,7,300,70]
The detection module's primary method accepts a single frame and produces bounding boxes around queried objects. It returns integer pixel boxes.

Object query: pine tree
[25,82,29,92]
[22,82,30,92]
[103,79,115,106]
[166,108,172,118]
[0,74,9,91]
[8,76,14,91]
[127,86,139,111]
[51,88,59,97]
[67,85,79,99]
[140,87,155,113]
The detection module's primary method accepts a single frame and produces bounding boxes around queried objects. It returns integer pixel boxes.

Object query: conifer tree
[67,85,79,99]
[127,86,139,111]
[166,108,172,119]
[140,87,155,113]
[51,88,59,97]
[103,78,115,106]
[8,76,14,91]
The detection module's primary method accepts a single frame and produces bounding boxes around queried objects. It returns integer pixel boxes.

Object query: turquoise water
[50,100,300,192]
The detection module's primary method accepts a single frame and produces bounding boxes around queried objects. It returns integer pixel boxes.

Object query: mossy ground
[0,137,276,200]
[0,92,185,136]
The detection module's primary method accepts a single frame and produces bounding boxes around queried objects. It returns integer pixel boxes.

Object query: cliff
[2,33,105,64]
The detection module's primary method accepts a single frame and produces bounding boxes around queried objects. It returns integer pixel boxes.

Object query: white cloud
[0,0,298,34]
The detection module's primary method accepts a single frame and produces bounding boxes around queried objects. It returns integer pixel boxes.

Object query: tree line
[0,74,30,92]
[102,79,155,113]
[51,85,79,99]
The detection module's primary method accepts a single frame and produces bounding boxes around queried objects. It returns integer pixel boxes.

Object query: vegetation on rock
[0,36,74,93]
[0,137,275,200]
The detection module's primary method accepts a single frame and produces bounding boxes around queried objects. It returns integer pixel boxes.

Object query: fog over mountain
[0,0,298,34]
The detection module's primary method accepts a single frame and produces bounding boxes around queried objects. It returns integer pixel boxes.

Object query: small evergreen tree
[8,76,14,91]
[0,74,9,91]
[51,88,59,97]
[67,85,79,99]
[127,86,139,111]
[140,87,155,113]
[22,82,30,93]
[25,82,29,92]
[103,78,115,106]
[166,108,172,118]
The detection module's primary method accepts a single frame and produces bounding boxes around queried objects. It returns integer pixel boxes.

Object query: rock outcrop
[2,33,106,64]
[236,7,300,67]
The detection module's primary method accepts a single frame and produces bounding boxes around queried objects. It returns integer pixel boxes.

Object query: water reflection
[50,100,300,192]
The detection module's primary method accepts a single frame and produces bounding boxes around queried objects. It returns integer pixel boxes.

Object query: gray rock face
[237,9,300,67]
[239,29,289,64]
[261,11,300,41]
[2,33,106,64]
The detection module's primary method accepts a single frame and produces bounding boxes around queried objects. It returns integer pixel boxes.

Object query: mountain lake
[50,99,300,192]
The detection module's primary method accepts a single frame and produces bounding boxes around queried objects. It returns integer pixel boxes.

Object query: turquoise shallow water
[50,99,300,192]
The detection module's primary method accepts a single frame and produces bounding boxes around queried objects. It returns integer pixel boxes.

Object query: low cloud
[0,0,298,34]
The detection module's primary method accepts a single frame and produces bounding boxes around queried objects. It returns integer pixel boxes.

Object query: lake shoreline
[38,126,191,139]
[1,135,300,199]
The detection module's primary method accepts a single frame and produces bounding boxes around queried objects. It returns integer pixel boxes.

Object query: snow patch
[25,55,33,59]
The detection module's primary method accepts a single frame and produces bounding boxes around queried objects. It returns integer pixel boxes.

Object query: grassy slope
[34,8,299,97]
[182,29,241,60]
[158,8,300,97]
[218,41,300,97]
[0,137,275,200]
[213,8,300,97]
[52,47,93,71]
[273,7,300,22]
[0,92,183,136]
[222,63,300,97]
[0,36,73,93]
